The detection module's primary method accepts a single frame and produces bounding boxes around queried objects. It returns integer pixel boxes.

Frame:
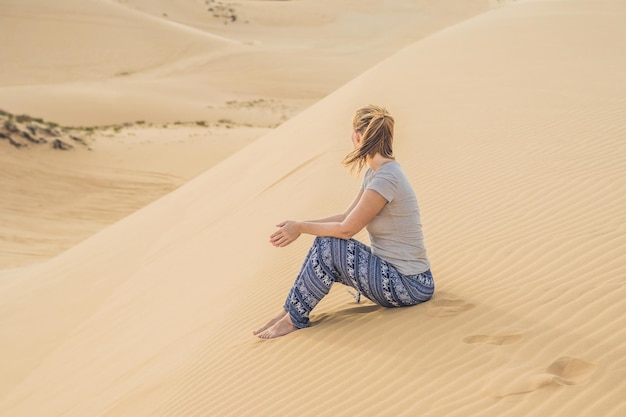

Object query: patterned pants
[284,237,435,328]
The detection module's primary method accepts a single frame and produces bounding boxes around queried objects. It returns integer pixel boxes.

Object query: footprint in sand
[486,357,597,398]
[463,334,523,345]
[426,298,475,317]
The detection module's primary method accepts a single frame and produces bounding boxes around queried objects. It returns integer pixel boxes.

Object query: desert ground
[1,1,625,416]
[1,0,489,268]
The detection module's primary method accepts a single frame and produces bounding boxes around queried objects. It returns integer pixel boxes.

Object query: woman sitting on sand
[254,105,434,339]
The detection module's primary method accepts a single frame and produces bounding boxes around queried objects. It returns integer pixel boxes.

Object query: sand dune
[1,0,236,85]
[0,122,267,268]
[1,0,626,416]
[0,0,488,125]
[0,0,490,266]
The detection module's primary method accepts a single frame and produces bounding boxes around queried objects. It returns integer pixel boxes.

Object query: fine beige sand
[1,0,488,126]
[1,0,626,417]
[0,122,267,268]
[0,0,488,269]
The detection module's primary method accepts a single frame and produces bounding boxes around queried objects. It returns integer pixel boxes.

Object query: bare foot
[257,315,298,339]
[253,309,288,335]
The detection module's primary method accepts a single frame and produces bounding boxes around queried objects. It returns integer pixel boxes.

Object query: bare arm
[305,189,364,223]
[270,189,387,247]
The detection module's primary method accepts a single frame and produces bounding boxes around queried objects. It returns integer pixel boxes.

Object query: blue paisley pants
[284,237,435,328]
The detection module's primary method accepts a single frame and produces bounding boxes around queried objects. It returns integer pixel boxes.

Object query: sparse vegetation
[205,0,238,24]
[0,110,89,150]
[52,139,72,150]
[15,114,44,124]
[0,108,274,151]
[217,118,236,129]
[224,98,290,114]
[226,98,268,108]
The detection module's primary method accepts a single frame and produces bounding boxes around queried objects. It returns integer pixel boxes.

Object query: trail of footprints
[485,357,597,398]
[464,331,596,397]
[463,334,523,345]
[426,297,596,398]
[426,298,475,317]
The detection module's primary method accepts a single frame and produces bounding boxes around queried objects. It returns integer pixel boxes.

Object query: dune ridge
[1,0,492,268]
[0,0,489,125]
[0,0,492,270]
[1,0,626,416]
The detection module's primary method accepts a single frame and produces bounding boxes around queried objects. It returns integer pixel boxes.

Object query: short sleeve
[366,168,398,202]
[361,168,373,190]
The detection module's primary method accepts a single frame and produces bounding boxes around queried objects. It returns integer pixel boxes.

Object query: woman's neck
[367,154,395,171]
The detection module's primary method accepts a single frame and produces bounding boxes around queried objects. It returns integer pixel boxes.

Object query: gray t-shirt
[361,161,430,275]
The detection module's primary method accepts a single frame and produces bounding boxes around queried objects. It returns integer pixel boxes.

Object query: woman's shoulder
[364,161,404,184]
[377,160,404,178]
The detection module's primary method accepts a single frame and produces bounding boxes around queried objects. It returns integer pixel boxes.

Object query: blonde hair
[342,105,395,174]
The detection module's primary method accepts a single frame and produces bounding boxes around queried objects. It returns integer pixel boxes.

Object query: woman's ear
[352,131,362,147]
